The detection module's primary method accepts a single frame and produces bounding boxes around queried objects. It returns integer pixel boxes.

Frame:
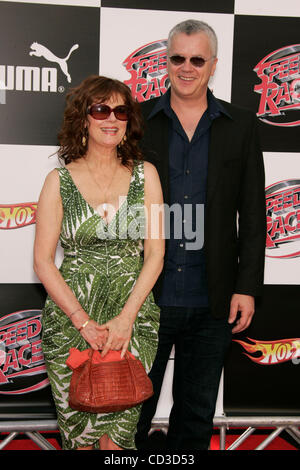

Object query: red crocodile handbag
[66,348,153,413]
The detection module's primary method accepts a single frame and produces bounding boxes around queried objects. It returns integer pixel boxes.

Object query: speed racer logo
[234,337,300,365]
[123,40,169,102]
[0,310,49,394]
[254,45,300,127]
[0,202,37,229]
[266,179,300,258]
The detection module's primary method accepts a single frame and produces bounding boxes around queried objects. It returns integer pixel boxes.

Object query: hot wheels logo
[0,202,37,229]
[265,180,300,258]
[254,45,300,127]
[234,337,300,365]
[123,40,169,102]
[0,310,49,394]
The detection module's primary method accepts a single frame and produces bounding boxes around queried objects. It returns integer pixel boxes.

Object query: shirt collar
[148,87,232,121]
[148,88,172,119]
[207,89,232,120]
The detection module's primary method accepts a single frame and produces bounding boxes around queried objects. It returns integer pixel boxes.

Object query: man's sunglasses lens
[88,104,129,121]
[169,55,206,67]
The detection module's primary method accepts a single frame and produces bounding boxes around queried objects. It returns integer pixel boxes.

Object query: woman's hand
[98,314,134,358]
[79,319,109,351]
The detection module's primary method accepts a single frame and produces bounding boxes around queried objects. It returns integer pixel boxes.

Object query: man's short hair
[167,19,218,57]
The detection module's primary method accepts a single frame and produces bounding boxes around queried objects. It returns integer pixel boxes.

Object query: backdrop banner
[0,284,55,417]
[0,1,100,145]
[0,0,299,421]
[224,285,300,415]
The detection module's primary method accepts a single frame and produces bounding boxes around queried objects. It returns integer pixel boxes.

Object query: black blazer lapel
[141,104,170,205]
[206,115,230,206]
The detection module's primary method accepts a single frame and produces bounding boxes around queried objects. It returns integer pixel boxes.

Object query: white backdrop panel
[99,8,234,102]
[235,0,300,17]
[264,152,300,285]
[0,144,63,283]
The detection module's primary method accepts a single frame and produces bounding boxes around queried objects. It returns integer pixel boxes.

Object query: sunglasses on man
[87,104,130,121]
[169,55,214,68]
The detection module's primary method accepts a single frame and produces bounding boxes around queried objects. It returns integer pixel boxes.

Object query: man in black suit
[135,19,266,450]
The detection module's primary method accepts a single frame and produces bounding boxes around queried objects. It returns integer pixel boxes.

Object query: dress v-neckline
[64,166,134,227]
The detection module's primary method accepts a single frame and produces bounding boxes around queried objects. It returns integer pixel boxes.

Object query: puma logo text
[29,42,79,83]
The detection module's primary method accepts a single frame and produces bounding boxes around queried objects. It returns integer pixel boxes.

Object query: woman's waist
[60,247,143,271]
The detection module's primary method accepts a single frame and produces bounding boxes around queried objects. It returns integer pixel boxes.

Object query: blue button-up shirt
[148,88,230,307]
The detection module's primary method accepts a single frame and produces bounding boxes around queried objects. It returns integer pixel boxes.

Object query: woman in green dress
[33,75,164,450]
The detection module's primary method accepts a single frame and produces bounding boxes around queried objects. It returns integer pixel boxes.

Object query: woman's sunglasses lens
[114,106,129,121]
[89,105,110,119]
[89,105,129,121]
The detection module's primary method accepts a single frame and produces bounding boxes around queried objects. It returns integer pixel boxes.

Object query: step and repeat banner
[0,0,299,420]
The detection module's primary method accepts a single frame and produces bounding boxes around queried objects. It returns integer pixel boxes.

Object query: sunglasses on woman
[87,104,130,121]
[169,55,213,68]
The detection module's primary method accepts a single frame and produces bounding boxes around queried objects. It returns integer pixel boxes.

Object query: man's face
[167,32,217,102]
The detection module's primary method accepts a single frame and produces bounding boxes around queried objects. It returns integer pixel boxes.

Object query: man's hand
[228,294,255,334]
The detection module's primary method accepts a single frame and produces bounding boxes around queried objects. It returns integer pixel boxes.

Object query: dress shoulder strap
[55,167,74,208]
[130,161,145,205]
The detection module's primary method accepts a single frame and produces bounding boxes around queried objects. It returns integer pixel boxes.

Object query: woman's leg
[76,434,122,450]
[99,434,122,450]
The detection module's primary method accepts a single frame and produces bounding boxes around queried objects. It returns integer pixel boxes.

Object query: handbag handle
[88,349,134,362]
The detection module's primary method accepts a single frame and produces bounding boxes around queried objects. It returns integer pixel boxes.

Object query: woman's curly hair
[57,75,144,168]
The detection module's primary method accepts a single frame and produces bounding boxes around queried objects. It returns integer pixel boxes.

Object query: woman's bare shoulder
[39,168,61,201]
[143,160,159,178]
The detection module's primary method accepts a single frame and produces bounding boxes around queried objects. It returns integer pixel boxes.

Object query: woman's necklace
[84,157,119,220]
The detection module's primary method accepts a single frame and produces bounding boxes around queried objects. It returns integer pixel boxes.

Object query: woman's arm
[100,162,165,357]
[34,169,108,350]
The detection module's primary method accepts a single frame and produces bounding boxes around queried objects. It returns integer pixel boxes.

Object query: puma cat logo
[29,42,79,83]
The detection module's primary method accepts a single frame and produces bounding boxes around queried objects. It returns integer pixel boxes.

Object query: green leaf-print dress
[41,162,160,450]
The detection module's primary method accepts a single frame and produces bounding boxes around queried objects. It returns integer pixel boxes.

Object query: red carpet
[1,429,299,450]
[0,431,62,450]
[210,433,298,450]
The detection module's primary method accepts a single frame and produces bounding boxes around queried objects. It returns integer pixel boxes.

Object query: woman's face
[86,93,128,151]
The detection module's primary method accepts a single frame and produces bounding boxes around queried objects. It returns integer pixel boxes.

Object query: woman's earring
[119,134,127,147]
[82,123,88,147]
